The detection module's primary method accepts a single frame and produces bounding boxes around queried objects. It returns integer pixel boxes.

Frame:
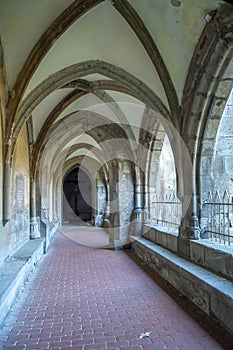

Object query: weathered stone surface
[216,138,233,156]
[191,240,233,280]
[0,126,30,265]
[225,157,233,173]
[190,242,205,264]
[179,274,210,313]
[131,236,233,333]
[0,238,44,326]
[213,156,226,173]
[143,225,178,252]
[156,229,167,247]
[210,294,233,334]
[167,233,178,252]
[205,117,220,139]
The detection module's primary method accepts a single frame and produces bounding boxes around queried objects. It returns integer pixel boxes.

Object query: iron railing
[151,192,182,232]
[202,190,233,245]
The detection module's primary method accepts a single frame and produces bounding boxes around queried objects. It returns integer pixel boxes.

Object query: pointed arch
[8,60,170,164]
[6,0,104,128]
[113,0,180,128]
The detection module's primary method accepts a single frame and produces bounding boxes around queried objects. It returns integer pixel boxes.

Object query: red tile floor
[0,225,232,350]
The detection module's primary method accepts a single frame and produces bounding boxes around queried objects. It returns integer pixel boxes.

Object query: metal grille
[202,190,233,245]
[151,192,182,232]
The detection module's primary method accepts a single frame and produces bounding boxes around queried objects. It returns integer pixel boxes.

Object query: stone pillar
[178,162,200,257]
[177,151,200,242]
[118,160,134,246]
[165,129,200,257]
[109,160,119,247]
[3,161,11,224]
[130,165,145,236]
[30,178,40,239]
[178,197,200,258]
[179,196,200,240]
[52,183,59,224]
[103,181,110,227]
[57,185,62,226]
[111,162,119,223]
[95,181,106,227]
[142,182,150,222]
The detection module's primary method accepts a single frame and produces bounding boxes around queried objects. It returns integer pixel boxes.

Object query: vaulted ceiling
[0,0,231,175]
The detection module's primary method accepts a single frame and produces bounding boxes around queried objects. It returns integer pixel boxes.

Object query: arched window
[201,89,233,245]
[149,134,181,233]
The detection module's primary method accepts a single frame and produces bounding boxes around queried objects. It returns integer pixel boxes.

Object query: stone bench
[0,238,45,326]
[130,236,233,334]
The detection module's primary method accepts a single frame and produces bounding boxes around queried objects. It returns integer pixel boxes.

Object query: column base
[179,214,200,240]
[130,208,150,236]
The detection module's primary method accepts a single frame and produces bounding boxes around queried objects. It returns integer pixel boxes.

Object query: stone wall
[213,90,233,193]
[0,112,2,229]
[132,225,233,334]
[143,224,233,280]
[0,125,30,265]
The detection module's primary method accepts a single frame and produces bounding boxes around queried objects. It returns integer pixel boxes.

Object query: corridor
[0,227,231,350]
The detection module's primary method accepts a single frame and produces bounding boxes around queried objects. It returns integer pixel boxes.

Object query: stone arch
[7,0,177,139]
[200,63,233,199]
[63,156,104,184]
[138,107,192,230]
[178,3,233,238]
[42,153,102,226]
[62,157,101,225]
[6,0,105,125]
[112,0,180,127]
[9,60,170,164]
[36,109,134,177]
[182,3,233,156]
[52,143,109,202]
[184,5,233,194]
[32,81,136,177]
[62,155,109,226]
[65,143,109,175]
[36,109,135,229]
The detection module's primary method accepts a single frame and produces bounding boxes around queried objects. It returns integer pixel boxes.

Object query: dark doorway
[63,167,92,224]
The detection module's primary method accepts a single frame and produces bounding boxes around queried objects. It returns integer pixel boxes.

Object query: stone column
[103,181,110,227]
[177,147,200,241]
[108,160,119,247]
[142,181,150,222]
[178,197,200,258]
[30,178,40,239]
[52,181,59,224]
[95,182,102,227]
[3,161,11,224]
[177,154,200,257]
[57,184,62,226]
[53,168,62,227]
[130,165,145,236]
[118,160,134,246]
[179,196,200,239]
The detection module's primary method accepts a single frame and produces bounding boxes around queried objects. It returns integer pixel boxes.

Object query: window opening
[201,89,233,245]
[150,135,181,232]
